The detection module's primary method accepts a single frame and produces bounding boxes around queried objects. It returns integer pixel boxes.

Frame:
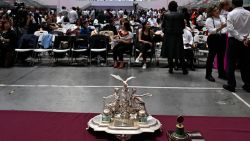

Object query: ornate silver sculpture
[103,74,152,123]
[87,74,162,141]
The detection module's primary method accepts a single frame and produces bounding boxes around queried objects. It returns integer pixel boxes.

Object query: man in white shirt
[147,15,158,27]
[56,12,64,23]
[139,15,146,23]
[61,6,68,17]
[111,9,116,17]
[183,24,195,71]
[118,9,124,18]
[223,0,250,93]
[68,7,78,24]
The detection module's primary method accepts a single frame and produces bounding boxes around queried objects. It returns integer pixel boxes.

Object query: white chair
[52,36,72,64]
[15,34,38,65]
[33,31,53,63]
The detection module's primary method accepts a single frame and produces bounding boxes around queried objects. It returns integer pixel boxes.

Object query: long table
[0,111,250,141]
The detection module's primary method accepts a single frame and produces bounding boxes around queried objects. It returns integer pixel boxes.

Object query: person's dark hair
[207,5,218,17]
[72,7,76,10]
[123,21,132,32]
[168,1,178,12]
[219,1,226,10]
[62,6,66,10]
[82,20,89,28]
[232,0,243,7]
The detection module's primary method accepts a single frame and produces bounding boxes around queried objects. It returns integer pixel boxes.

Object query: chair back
[99,30,114,41]
[54,36,72,49]
[89,34,109,49]
[74,35,89,49]
[50,31,64,36]
[194,35,208,50]
[18,34,38,49]
[194,35,207,43]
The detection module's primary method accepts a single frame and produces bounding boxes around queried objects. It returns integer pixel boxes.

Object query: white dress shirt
[196,14,206,26]
[68,10,78,24]
[206,15,227,34]
[148,18,157,27]
[183,28,193,49]
[56,16,64,23]
[220,9,229,19]
[227,7,250,41]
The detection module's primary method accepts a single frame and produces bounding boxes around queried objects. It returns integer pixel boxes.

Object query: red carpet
[0,110,250,141]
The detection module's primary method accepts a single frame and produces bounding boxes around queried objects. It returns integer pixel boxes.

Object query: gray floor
[0,66,249,117]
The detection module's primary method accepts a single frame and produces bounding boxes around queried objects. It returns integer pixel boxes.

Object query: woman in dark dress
[0,20,17,67]
[135,21,154,69]
[161,1,188,74]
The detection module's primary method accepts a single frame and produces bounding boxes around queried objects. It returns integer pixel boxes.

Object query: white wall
[34,0,90,9]
[33,0,193,9]
[138,0,193,9]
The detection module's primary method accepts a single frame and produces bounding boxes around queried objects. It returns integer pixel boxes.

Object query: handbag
[60,41,69,49]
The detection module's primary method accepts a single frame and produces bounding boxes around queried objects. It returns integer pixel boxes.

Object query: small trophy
[102,109,112,123]
[138,110,147,123]
[169,116,191,141]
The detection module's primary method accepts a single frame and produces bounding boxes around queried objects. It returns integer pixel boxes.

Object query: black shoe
[205,75,215,82]
[169,68,173,74]
[218,75,227,80]
[223,85,235,92]
[242,85,250,93]
[183,69,188,75]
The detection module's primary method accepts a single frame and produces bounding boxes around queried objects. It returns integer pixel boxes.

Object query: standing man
[161,1,188,74]
[223,0,250,92]
[61,6,68,17]
[68,7,78,24]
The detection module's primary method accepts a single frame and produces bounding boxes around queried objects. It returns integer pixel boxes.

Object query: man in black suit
[161,1,188,74]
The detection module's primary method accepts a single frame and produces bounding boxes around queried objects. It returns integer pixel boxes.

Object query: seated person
[102,18,118,35]
[0,20,17,67]
[66,19,82,36]
[135,21,154,69]
[80,20,93,36]
[112,21,133,69]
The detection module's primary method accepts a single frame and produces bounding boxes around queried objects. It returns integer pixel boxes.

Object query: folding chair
[33,31,53,63]
[52,35,72,64]
[89,34,109,66]
[193,35,208,66]
[71,35,90,64]
[15,34,38,66]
